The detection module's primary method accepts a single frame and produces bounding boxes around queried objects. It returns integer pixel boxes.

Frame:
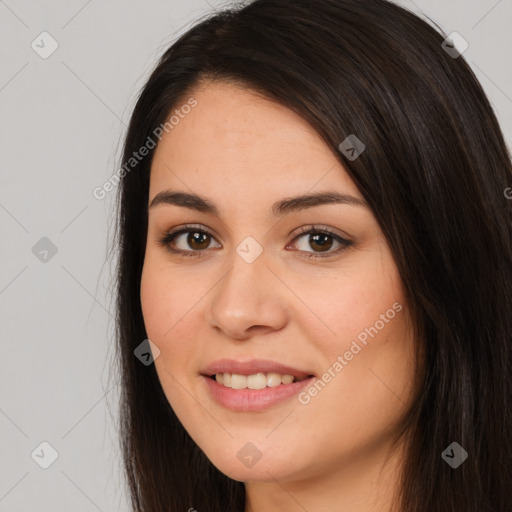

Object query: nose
[205,246,289,340]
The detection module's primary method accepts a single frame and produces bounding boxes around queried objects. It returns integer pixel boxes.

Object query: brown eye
[183,231,211,250]
[158,225,221,256]
[289,227,353,259]
[307,233,334,252]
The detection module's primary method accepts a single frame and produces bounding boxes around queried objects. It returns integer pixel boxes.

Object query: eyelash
[157,223,353,260]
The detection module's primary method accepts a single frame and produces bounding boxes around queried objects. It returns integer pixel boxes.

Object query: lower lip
[202,375,315,412]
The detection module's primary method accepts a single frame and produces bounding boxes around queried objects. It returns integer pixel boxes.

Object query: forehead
[149,81,362,204]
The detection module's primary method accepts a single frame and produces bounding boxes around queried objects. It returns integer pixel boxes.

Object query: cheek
[140,263,189,409]
[140,254,192,338]
[293,247,405,356]
[140,253,207,374]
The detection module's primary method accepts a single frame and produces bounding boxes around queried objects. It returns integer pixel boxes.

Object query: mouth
[200,358,315,388]
[200,359,316,411]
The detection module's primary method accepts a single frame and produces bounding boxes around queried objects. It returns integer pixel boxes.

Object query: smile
[212,372,310,389]
[202,374,315,412]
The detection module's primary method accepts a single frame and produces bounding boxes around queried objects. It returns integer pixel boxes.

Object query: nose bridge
[206,236,287,338]
[222,233,269,294]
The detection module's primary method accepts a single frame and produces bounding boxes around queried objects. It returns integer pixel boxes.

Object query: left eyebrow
[272,191,369,216]
[148,190,369,216]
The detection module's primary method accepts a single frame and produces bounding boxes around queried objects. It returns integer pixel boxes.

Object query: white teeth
[213,372,305,389]
[267,372,283,387]
[247,373,267,390]
[231,374,247,389]
[281,374,294,384]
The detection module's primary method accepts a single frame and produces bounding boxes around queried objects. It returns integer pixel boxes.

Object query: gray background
[1,0,511,510]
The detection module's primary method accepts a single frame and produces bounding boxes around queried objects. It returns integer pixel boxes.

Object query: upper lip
[201,359,314,379]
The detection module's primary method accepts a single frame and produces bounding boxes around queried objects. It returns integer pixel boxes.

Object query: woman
[113,0,512,510]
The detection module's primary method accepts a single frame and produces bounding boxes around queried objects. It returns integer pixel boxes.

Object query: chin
[210,454,297,483]
[198,436,311,483]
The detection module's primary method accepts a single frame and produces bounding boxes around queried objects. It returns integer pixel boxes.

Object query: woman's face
[140,81,416,485]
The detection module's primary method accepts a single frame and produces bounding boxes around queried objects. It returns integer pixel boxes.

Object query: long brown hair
[112,0,512,510]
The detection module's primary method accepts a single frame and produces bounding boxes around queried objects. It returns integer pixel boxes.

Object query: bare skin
[140,80,417,512]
